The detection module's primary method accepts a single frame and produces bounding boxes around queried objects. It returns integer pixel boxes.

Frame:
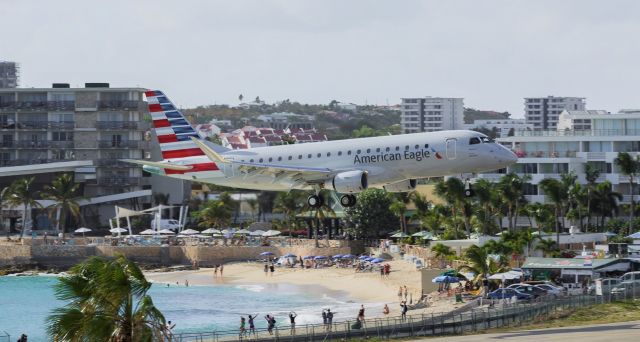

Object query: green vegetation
[41,174,83,236]
[3,177,42,239]
[463,107,510,124]
[47,255,166,341]
[345,189,397,238]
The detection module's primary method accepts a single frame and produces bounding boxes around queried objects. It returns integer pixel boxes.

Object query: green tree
[592,181,622,230]
[458,245,506,284]
[435,177,472,238]
[535,238,559,257]
[584,163,601,230]
[614,152,639,235]
[47,255,166,341]
[431,242,455,268]
[41,174,82,236]
[498,173,530,231]
[345,189,396,238]
[539,178,567,246]
[389,199,407,233]
[192,199,232,228]
[473,179,498,235]
[4,177,42,240]
[246,198,258,220]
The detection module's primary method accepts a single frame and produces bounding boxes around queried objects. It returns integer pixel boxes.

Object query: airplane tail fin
[144,90,229,160]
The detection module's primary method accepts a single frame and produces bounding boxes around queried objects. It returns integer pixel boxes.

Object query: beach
[145,259,465,317]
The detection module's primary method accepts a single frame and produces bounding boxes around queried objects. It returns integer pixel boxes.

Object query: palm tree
[4,177,41,240]
[614,152,639,235]
[584,163,601,230]
[535,238,559,257]
[431,242,455,268]
[473,179,497,235]
[498,173,530,231]
[592,181,623,230]
[389,200,407,233]
[458,245,506,284]
[246,198,258,220]
[193,199,232,228]
[41,174,82,236]
[273,191,304,238]
[47,255,166,341]
[435,177,471,237]
[300,191,336,247]
[539,178,567,246]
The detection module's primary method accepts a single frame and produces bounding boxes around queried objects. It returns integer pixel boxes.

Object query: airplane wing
[120,159,193,171]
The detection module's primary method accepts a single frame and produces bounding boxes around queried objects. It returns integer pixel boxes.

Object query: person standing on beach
[397,286,403,301]
[264,264,269,276]
[326,309,334,331]
[269,263,275,276]
[214,265,218,277]
[299,256,304,268]
[220,264,224,277]
[383,304,390,315]
[403,285,408,300]
[248,314,257,336]
[289,312,297,334]
[43,231,48,245]
[400,301,408,320]
[239,316,247,338]
[357,305,365,323]
[185,279,189,287]
[322,309,327,325]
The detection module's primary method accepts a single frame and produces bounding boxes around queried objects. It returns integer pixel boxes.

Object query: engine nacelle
[325,170,368,193]
[383,179,417,192]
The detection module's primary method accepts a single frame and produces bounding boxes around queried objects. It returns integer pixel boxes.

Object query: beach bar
[522,257,630,288]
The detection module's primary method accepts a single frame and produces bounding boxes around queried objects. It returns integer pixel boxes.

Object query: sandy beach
[145,259,465,317]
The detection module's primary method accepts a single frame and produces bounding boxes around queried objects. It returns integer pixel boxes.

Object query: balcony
[96,159,133,168]
[97,177,141,187]
[0,141,14,148]
[16,121,49,129]
[97,140,143,148]
[513,150,578,158]
[0,158,71,167]
[95,121,139,130]
[512,129,640,137]
[49,121,75,129]
[16,140,51,148]
[97,100,141,110]
[50,141,74,148]
[0,101,76,111]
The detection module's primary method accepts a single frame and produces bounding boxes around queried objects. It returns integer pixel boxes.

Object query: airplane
[124,90,518,208]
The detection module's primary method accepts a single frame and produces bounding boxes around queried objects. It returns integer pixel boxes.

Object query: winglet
[190,137,229,163]
[121,159,193,171]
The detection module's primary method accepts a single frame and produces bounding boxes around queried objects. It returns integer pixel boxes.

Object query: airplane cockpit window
[481,136,495,143]
[469,137,481,145]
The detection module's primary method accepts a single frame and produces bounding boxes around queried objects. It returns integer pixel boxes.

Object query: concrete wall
[0,242,358,268]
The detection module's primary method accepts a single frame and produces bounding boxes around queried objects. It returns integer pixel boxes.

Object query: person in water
[248,314,257,336]
[289,311,297,334]
[383,304,390,315]
[239,316,247,337]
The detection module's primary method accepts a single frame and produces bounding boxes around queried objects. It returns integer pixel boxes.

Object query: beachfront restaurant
[522,257,631,289]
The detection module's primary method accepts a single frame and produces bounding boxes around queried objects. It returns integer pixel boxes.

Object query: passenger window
[469,137,481,145]
[268,157,273,162]
[415,144,419,149]
[424,144,429,148]
[327,152,331,157]
[366,148,371,153]
[338,151,342,156]
[259,158,263,163]
[348,151,352,155]
[405,145,409,150]
[357,149,361,154]
[308,154,312,158]
[288,156,292,160]
[298,155,302,159]
[386,147,390,152]
[277,157,282,161]
[376,148,380,152]
[395,146,400,151]
[250,159,254,162]
[317,153,321,158]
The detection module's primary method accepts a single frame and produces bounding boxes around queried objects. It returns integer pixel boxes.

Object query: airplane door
[445,138,457,160]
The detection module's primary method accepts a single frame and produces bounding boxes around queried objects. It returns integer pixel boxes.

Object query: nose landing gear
[339,194,357,208]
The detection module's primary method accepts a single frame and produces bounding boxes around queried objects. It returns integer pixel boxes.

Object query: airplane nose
[505,149,518,163]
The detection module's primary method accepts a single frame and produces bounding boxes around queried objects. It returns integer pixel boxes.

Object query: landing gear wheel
[464,187,475,198]
[340,194,357,207]
[307,194,324,208]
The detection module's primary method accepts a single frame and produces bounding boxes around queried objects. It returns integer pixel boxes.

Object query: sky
[1,0,639,117]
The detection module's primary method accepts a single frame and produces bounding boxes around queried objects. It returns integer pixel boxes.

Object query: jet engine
[325,170,368,193]
[383,179,417,192]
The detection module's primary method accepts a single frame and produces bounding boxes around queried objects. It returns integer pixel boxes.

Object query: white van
[150,219,181,231]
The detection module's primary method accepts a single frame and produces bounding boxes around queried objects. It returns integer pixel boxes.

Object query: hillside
[464,108,511,124]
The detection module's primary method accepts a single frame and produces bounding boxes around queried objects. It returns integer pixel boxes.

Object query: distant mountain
[464,108,510,124]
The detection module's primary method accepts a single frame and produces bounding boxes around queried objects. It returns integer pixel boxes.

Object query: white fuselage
[166,130,517,191]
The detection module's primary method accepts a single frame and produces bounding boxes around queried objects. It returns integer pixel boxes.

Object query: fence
[0,331,9,342]
[169,287,639,342]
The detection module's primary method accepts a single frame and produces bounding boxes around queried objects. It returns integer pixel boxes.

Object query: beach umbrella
[109,228,128,236]
[358,255,370,260]
[283,253,296,258]
[488,270,522,280]
[201,228,221,234]
[411,231,429,237]
[432,275,460,283]
[221,229,234,234]
[259,251,275,256]
[371,258,385,263]
[390,232,409,238]
[139,229,156,235]
[262,230,281,237]
[332,254,343,259]
[180,229,200,235]
[236,229,251,235]
[74,227,91,238]
[604,231,617,237]
[250,229,266,236]
[626,232,640,239]
[364,257,375,262]
[303,255,315,260]
[341,254,355,259]
[158,229,175,235]
[314,256,327,260]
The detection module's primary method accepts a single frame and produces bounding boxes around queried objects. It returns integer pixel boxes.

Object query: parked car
[488,288,533,301]
[506,284,548,298]
[150,219,181,232]
[588,278,620,295]
[534,284,563,296]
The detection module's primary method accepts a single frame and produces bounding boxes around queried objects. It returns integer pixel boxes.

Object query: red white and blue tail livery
[124,90,517,208]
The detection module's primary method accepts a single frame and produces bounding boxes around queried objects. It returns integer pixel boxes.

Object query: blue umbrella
[432,275,460,283]
[283,253,297,258]
[332,254,343,259]
[303,255,315,260]
[341,254,355,259]
[314,256,328,260]
[358,255,370,260]
[371,258,384,263]
[259,251,274,256]
[364,257,375,262]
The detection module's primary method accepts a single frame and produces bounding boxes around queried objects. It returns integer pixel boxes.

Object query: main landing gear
[464,178,475,198]
[306,193,357,208]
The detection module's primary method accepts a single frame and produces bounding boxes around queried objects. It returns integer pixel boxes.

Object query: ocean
[0,275,379,341]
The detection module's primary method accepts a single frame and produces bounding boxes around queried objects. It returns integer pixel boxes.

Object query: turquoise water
[0,276,374,341]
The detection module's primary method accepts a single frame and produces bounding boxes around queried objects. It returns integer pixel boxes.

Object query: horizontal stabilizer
[121,159,193,171]
[190,137,229,163]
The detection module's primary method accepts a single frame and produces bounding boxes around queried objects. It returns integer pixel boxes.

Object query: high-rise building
[0,83,187,230]
[401,97,464,133]
[0,61,19,88]
[524,96,586,130]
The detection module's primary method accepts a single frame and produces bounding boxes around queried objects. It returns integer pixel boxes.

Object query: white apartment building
[556,110,609,131]
[463,119,533,138]
[401,97,464,133]
[476,110,640,205]
[525,96,586,130]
